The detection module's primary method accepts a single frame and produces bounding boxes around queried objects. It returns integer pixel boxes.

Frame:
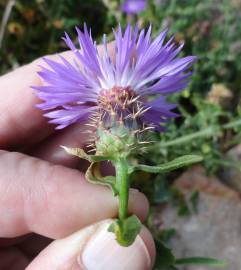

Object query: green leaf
[86,162,118,196]
[62,146,117,195]
[154,240,176,268]
[61,146,111,162]
[133,155,203,173]
[175,257,227,267]
[108,215,142,247]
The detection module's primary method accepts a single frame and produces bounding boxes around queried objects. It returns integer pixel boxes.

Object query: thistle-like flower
[35,25,195,137]
[34,24,197,246]
[122,0,147,14]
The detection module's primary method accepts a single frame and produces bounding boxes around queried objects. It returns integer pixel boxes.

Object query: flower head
[34,24,196,134]
[122,0,147,14]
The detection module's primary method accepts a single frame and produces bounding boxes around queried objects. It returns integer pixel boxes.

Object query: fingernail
[78,221,151,270]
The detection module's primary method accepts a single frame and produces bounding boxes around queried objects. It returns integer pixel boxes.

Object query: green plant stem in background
[175,257,226,267]
[115,158,129,221]
[158,126,217,148]
[222,119,241,129]
[156,119,241,148]
[0,0,15,48]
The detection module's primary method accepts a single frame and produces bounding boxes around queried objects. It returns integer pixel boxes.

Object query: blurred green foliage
[0,0,115,73]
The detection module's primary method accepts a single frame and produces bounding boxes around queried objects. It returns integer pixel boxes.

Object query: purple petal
[44,106,97,129]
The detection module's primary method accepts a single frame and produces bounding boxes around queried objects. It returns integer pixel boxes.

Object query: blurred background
[1,0,241,269]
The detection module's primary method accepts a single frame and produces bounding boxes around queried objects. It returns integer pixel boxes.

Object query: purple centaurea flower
[34,24,196,132]
[122,0,147,14]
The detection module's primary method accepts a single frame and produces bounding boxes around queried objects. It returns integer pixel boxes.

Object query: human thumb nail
[26,219,154,270]
[78,220,152,270]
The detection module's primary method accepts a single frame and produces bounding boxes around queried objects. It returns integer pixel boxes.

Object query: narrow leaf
[133,155,203,173]
[175,257,227,267]
[61,146,111,162]
[86,162,118,196]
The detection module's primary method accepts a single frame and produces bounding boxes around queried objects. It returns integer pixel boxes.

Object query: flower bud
[95,122,137,160]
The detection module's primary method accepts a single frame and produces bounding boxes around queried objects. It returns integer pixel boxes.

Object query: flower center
[98,86,136,112]
[94,86,148,133]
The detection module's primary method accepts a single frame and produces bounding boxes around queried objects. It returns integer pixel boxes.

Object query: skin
[0,46,156,269]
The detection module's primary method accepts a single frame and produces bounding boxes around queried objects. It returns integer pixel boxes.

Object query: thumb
[26,219,156,270]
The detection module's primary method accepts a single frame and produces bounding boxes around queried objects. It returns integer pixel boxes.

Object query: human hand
[0,48,156,269]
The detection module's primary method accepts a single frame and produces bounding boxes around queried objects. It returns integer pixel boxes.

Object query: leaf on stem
[86,162,118,196]
[61,146,111,162]
[108,215,142,247]
[132,155,203,173]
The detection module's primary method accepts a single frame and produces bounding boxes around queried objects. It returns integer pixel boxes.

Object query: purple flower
[122,0,147,14]
[34,24,196,131]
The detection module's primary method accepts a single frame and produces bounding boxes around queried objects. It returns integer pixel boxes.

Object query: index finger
[0,54,64,149]
[0,150,148,239]
[0,60,48,148]
[0,45,114,149]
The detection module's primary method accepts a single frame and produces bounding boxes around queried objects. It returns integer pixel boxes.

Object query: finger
[27,123,90,168]
[0,50,81,149]
[26,219,156,270]
[28,123,114,172]
[0,44,115,149]
[0,150,149,239]
[0,61,53,149]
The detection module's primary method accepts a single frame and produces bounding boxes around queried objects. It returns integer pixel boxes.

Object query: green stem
[155,119,241,148]
[109,159,141,246]
[222,119,241,129]
[158,126,218,148]
[115,158,129,221]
